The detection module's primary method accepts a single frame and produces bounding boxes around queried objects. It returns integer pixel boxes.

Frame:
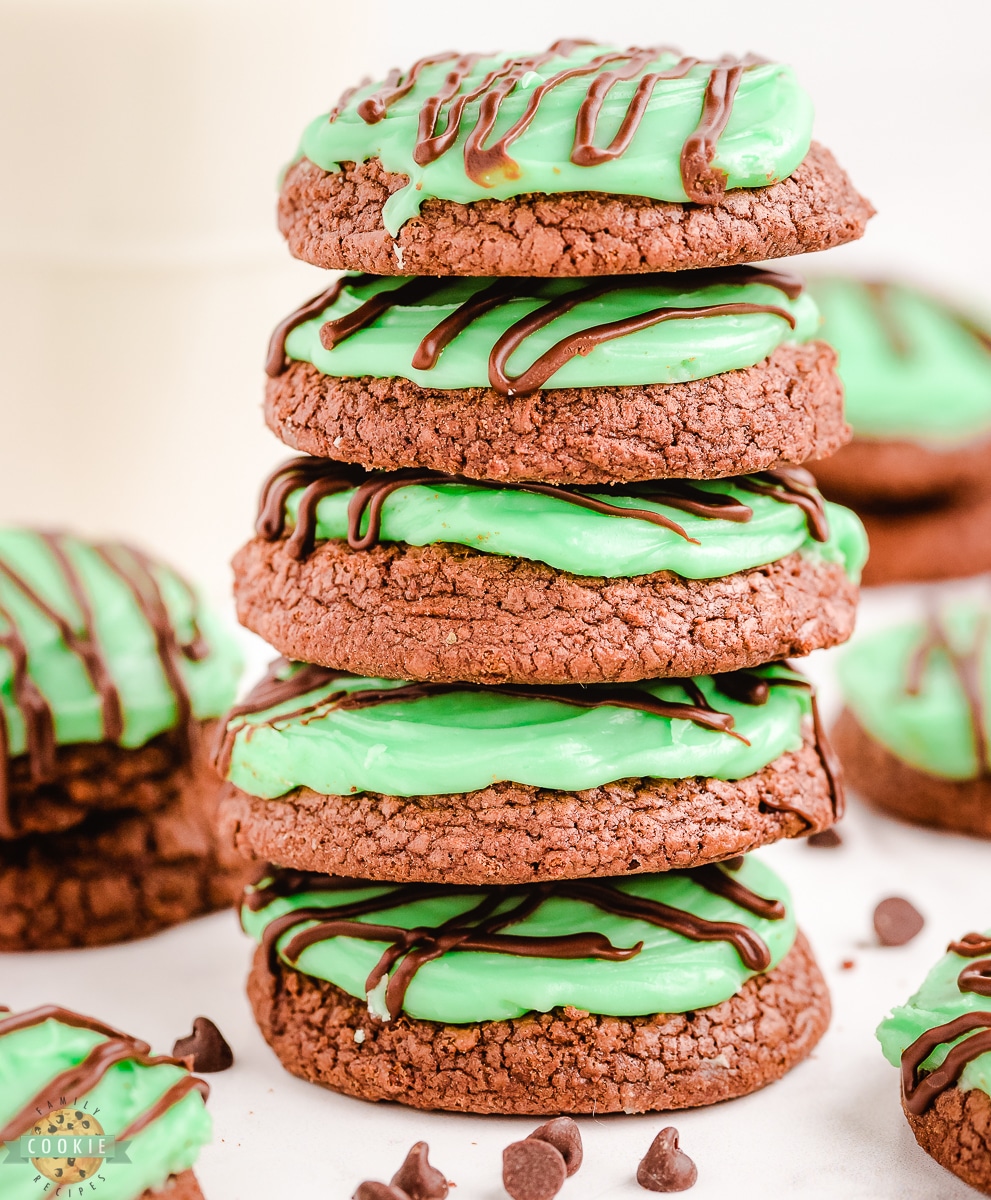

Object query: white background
[2,2,991,1196]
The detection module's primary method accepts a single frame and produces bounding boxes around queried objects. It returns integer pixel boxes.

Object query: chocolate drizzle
[0,1005,209,1144]
[906,609,990,775]
[213,659,768,779]
[249,864,784,1021]
[862,280,991,360]
[949,933,991,958]
[253,456,828,563]
[0,534,205,839]
[329,42,767,204]
[265,264,804,393]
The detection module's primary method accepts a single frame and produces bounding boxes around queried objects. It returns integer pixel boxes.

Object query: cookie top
[242,855,795,1023]
[267,267,818,393]
[294,43,813,237]
[255,458,868,584]
[838,602,991,780]
[877,931,991,1115]
[216,661,824,801]
[0,1005,210,1200]
[808,277,991,444]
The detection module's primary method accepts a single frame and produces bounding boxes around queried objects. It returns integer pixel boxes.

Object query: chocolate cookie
[806,277,991,507]
[0,724,252,950]
[0,1006,212,1198]
[0,529,242,840]
[264,264,848,485]
[877,929,991,1194]
[216,661,840,883]
[242,860,828,1114]
[854,487,991,587]
[233,460,865,685]
[835,602,991,835]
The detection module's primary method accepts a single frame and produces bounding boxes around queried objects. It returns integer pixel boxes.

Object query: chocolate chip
[172,1016,234,1072]
[873,897,925,946]
[391,1142,449,1200]
[503,1138,567,1200]
[637,1127,698,1192]
[354,1184,408,1200]
[526,1117,582,1177]
[807,828,842,848]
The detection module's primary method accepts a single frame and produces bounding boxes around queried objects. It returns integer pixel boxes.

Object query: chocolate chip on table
[172,1016,234,1072]
[526,1117,583,1177]
[391,1141,449,1200]
[873,897,925,946]
[637,1127,698,1192]
[354,1184,408,1200]
[807,828,843,848]
[503,1137,568,1200]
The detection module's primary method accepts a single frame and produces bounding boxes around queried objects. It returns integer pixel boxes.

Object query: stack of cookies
[216,42,873,1115]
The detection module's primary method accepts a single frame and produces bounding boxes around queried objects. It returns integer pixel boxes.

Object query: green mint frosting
[808,278,991,443]
[224,666,811,800]
[285,274,821,389]
[296,47,814,235]
[877,932,991,1101]
[242,856,796,1023]
[0,529,242,757]
[286,476,867,582]
[0,1014,211,1200]
[838,603,990,780]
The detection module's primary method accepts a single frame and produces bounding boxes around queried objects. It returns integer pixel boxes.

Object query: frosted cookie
[878,930,991,1194]
[243,857,830,1114]
[265,268,849,485]
[834,602,991,837]
[216,661,842,884]
[277,43,872,276]
[0,1004,212,1199]
[232,459,866,686]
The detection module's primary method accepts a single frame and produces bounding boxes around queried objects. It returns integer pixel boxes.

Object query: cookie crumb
[807,828,842,848]
[526,1117,582,1176]
[391,1141,449,1200]
[354,1029,366,1043]
[171,1016,233,1073]
[841,959,855,971]
[503,1138,567,1200]
[873,896,925,946]
[637,1127,698,1192]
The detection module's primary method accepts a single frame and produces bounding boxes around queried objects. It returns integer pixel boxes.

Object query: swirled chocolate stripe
[253,455,828,562]
[328,42,765,204]
[265,265,803,392]
[250,864,783,1021]
[0,1006,209,1144]
[862,280,991,360]
[906,609,991,774]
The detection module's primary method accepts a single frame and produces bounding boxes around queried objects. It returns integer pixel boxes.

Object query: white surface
[3,583,990,1200]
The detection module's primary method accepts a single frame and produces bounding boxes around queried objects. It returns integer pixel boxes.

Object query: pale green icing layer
[297,47,814,235]
[0,1015,210,1200]
[838,604,989,780]
[243,856,796,1023]
[225,666,810,800]
[286,274,820,389]
[809,278,991,444]
[289,476,867,582]
[0,530,242,757]
[877,931,991,1100]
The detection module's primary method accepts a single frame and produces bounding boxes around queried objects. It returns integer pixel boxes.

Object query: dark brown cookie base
[278,142,873,276]
[904,1087,991,1195]
[5,726,210,840]
[247,933,829,1115]
[832,709,991,838]
[854,487,991,587]
[220,726,835,884]
[811,435,991,508]
[145,1173,204,1200]
[266,342,848,486]
[0,726,254,950]
[232,537,859,685]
